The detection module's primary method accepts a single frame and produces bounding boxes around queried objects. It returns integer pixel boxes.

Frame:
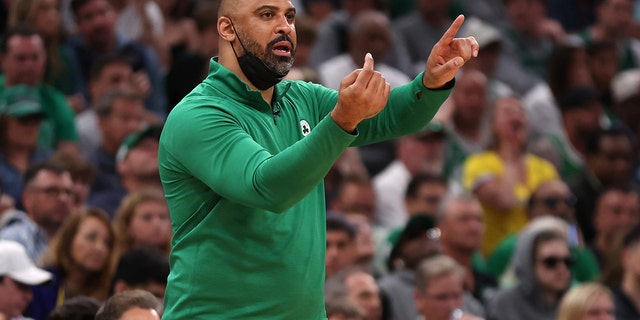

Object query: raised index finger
[438,14,465,45]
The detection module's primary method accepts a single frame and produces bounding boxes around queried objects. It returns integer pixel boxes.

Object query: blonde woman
[557,283,615,320]
[113,188,171,258]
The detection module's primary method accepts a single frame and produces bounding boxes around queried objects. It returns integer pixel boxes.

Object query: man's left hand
[422,15,479,89]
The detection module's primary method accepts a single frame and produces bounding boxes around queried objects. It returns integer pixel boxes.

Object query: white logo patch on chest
[300,120,311,136]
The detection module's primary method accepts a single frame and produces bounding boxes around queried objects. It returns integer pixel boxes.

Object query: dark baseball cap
[0,85,44,118]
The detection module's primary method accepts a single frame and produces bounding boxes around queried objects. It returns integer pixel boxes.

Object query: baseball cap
[116,124,163,163]
[0,85,44,118]
[0,240,52,285]
[611,69,640,104]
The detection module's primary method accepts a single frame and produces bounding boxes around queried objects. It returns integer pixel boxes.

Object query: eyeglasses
[539,195,576,209]
[30,186,73,198]
[538,256,574,269]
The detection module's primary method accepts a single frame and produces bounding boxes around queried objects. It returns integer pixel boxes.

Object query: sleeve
[350,72,452,146]
[462,153,502,193]
[163,105,357,213]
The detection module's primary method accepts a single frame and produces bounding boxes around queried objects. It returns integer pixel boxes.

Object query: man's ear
[113,280,130,294]
[217,16,236,42]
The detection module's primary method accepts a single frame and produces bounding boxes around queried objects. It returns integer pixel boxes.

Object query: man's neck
[441,243,473,267]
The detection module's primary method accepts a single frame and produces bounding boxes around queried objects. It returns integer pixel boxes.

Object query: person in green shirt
[158,0,479,318]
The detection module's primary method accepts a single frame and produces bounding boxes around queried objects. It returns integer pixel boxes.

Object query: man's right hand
[331,53,391,132]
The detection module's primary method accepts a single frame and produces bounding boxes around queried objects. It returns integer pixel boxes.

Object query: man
[110,247,169,301]
[0,162,74,262]
[374,121,447,230]
[68,0,166,118]
[0,240,52,319]
[325,267,384,320]
[590,187,640,268]
[404,174,447,218]
[326,213,358,279]
[87,89,146,215]
[158,0,478,317]
[94,289,161,320]
[437,194,497,307]
[414,255,482,320]
[90,123,162,217]
[613,224,640,319]
[0,24,78,153]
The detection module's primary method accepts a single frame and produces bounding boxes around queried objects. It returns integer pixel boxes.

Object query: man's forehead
[7,35,44,51]
[221,0,295,15]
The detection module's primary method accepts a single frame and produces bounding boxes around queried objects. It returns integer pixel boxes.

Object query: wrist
[330,110,358,133]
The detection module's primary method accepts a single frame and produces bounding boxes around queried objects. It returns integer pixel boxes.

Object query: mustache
[267,34,295,50]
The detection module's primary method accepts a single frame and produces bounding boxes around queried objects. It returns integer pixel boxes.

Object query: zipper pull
[272,104,281,125]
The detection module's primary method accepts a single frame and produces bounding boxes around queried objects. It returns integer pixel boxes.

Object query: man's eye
[261,12,274,19]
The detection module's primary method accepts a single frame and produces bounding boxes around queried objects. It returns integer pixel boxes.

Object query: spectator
[86,89,146,215]
[487,229,572,320]
[110,247,169,301]
[404,173,447,218]
[91,124,162,217]
[76,54,152,160]
[0,240,52,320]
[330,175,376,224]
[0,85,53,206]
[589,187,640,268]
[557,282,615,320]
[586,41,618,108]
[28,208,117,320]
[48,151,96,211]
[325,297,366,320]
[67,0,166,118]
[374,121,447,230]
[609,69,640,151]
[441,69,491,180]
[393,0,455,77]
[569,126,637,244]
[46,296,101,320]
[326,213,358,279]
[113,188,171,258]
[0,24,78,153]
[462,96,558,257]
[413,254,483,320]
[7,0,83,107]
[0,161,74,263]
[612,224,640,319]
[317,10,410,91]
[494,0,566,96]
[94,289,161,320]
[325,267,384,320]
[437,193,497,306]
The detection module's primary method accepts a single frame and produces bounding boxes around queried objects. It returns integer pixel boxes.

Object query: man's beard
[238,31,296,75]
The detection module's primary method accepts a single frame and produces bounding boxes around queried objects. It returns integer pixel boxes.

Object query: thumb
[363,52,374,71]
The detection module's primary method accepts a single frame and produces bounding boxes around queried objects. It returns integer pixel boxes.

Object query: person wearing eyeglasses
[0,161,74,263]
[486,228,572,320]
[486,179,601,285]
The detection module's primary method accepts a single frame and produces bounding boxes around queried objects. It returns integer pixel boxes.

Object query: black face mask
[229,20,290,90]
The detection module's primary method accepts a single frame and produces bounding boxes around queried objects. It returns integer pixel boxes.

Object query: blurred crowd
[0,0,640,319]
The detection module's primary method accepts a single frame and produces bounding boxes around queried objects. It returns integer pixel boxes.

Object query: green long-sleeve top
[158,58,452,319]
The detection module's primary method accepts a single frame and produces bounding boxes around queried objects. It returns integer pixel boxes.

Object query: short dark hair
[23,161,69,187]
[1,23,40,53]
[110,247,169,295]
[585,125,633,156]
[532,229,566,261]
[47,296,101,320]
[70,0,101,18]
[95,289,161,320]
[326,213,356,239]
[89,54,133,83]
[94,89,144,118]
[405,173,446,199]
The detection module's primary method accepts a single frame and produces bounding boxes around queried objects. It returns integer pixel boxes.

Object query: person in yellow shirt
[463,96,558,257]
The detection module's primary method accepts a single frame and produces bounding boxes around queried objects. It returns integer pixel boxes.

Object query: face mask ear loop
[228,18,249,57]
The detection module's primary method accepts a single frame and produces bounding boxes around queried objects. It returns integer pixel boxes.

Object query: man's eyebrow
[254,5,297,14]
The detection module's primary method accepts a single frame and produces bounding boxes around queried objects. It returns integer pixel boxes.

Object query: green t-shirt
[158,58,452,319]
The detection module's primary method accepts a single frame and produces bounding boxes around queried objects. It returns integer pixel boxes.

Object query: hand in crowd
[422,15,479,89]
[538,18,567,45]
[67,94,86,115]
[131,71,151,98]
[331,53,391,132]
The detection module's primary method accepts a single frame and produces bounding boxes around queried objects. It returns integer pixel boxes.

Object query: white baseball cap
[0,240,52,285]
